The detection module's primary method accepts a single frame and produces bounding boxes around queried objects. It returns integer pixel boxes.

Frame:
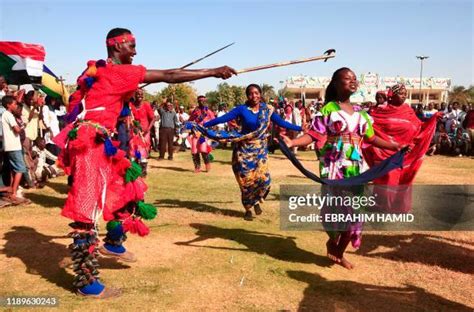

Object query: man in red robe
[130,88,155,175]
[54,27,235,298]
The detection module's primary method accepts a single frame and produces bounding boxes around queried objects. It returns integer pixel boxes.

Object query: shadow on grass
[45,180,69,195]
[176,223,331,267]
[24,193,65,208]
[149,165,193,173]
[355,233,474,274]
[287,270,472,311]
[266,192,280,202]
[1,226,130,292]
[210,159,232,166]
[156,199,244,218]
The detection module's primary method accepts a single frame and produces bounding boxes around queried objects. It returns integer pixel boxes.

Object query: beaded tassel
[68,230,100,289]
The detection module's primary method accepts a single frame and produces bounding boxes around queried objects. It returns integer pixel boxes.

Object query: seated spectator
[447,120,459,138]
[433,123,452,155]
[32,137,59,187]
[452,127,471,156]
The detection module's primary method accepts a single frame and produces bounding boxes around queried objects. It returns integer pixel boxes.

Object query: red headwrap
[106,33,136,46]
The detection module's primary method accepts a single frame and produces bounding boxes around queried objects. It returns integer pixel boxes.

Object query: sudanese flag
[0,41,45,85]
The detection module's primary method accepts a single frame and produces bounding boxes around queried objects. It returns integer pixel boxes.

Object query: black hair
[34,136,45,145]
[2,95,15,108]
[324,67,352,104]
[376,92,387,101]
[45,95,55,106]
[245,84,262,97]
[106,27,132,40]
[197,95,206,100]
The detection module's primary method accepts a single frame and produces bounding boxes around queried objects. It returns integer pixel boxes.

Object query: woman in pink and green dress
[282,67,404,269]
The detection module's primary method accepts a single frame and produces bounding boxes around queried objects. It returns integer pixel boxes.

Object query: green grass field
[0,149,473,311]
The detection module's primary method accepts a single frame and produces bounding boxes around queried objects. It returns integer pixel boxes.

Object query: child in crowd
[1,96,30,204]
[32,137,59,187]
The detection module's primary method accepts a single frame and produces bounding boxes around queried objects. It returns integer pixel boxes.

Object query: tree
[205,90,220,108]
[261,84,276,102]
[143,90,160,104]
[230,85,246,106]
[448,85,473,105]
[278,87,294,99]
[205,83,246,109]
[159,83,197,107]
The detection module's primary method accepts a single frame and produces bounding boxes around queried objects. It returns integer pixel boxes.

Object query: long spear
[140,42,235,89]
[237,49,336,74]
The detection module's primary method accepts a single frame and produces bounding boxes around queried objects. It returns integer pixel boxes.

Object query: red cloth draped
[363,104,438,213]
[363,104,438,185]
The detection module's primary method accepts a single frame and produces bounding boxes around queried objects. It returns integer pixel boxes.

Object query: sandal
[98,245,137,262]
[77,287,122,299]
[244,210,253,221]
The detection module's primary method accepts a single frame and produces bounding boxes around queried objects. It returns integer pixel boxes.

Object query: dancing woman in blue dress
[189,84,301,220]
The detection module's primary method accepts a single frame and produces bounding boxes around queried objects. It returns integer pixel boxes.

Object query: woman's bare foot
[338,257,354,270]
[326,239,341,263]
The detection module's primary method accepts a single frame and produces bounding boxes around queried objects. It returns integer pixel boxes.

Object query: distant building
[283,73,451,105]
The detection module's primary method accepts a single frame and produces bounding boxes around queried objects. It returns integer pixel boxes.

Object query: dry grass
[0,149,473,311]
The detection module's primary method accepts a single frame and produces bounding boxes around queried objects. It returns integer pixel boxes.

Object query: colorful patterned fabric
[307,101,375,180]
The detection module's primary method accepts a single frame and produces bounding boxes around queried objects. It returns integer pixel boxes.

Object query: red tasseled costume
[53,61,147,223]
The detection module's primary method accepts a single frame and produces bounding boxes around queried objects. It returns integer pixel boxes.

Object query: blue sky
[0,0,472,95]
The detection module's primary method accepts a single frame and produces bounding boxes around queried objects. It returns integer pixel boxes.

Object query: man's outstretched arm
[143,66,236,84]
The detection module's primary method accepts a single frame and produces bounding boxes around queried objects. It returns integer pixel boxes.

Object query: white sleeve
[5,112,17,129]
[44,149,58,162]
[42,106,51,127]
